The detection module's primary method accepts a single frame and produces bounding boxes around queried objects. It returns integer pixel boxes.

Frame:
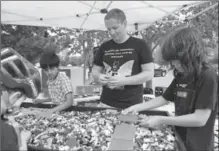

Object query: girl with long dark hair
[123,27,218,151]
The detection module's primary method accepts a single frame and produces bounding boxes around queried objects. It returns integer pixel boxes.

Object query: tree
[141,1,218,54]
[1,24,53,63]
[1,2,217,86]
[139,1,218,90]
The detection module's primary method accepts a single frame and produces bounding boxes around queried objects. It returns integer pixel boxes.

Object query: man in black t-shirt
[92,8,154,109]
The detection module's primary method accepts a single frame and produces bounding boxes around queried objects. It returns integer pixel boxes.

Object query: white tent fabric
[1,1,204,32]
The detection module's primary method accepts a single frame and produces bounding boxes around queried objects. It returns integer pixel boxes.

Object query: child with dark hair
[33,51,74,117]
[1,85,31,151]
[123,27,218,151]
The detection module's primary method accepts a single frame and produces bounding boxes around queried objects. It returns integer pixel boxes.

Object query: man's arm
[50,92,73,113]
[92,65,110,86]
[123,62,154,85]
[92,65,103,84]
[161,109,211,127]
[123,39,153,85]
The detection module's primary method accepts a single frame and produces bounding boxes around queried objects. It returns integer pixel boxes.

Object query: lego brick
[112,123,136,140]
[108,139,134,151]
[118,114,138,123]
[66,136,77,148]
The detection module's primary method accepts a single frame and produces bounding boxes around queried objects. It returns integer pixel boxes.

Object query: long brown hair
[161,26,206,78]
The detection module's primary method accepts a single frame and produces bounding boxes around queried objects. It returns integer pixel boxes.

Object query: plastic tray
[18,103,186,151]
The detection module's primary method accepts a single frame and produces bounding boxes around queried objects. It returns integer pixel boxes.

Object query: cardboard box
[112,123,136,140]
[108,123,136,150]
[118,114,138,124]
[108,139,134,151]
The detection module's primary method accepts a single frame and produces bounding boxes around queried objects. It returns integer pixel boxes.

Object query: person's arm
[33,97,52,104]
[50,74,74,113]
[123,96,169,114]
[92,65,104,84]
[50,92,73,113]
[19,130,31,151]
[139,96,168,111]
[160,109,211,127]
[92,43,110,85]
[121,39,154,85]
[161,70,217,127]
[122,62,154,85]
[123,79,175,114]
[19,140,28,151]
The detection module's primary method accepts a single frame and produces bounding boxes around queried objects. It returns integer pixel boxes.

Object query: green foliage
[146,1,218,66]
[141,1,218,51]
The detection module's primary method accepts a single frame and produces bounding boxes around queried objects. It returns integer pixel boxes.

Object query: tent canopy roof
[1,1,203,32]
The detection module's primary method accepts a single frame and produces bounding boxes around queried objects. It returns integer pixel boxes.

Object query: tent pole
[77,1,100,11]
[106,1,113,9]
[80,1,97,30]
[143,1,207,30]
[187,2,218,20]
[128,1,215,34]
[140,1,180,19]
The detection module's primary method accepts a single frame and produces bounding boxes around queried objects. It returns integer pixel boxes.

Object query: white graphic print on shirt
[103,60,134,77]
[102,48,135,89]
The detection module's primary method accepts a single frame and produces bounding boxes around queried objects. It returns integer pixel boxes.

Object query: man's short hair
[104,8,126,23]
[40,51,60,69]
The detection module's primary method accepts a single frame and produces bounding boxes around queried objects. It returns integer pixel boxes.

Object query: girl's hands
[138,116,165,130]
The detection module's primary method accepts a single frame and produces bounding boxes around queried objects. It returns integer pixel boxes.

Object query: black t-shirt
[163,65,218,151]
[1,119,19,151]
[94,37,153,109]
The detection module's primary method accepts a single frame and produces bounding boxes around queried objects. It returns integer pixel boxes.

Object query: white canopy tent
[1,1,216,86]
[1,1,206,32]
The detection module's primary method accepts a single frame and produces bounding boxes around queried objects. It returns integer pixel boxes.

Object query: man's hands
[107,75,127,89]
[98,74,110,85]
[98,74,127,89]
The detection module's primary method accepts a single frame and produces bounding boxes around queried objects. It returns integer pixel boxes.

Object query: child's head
[161,26,205,77]
[40,51,60,79]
